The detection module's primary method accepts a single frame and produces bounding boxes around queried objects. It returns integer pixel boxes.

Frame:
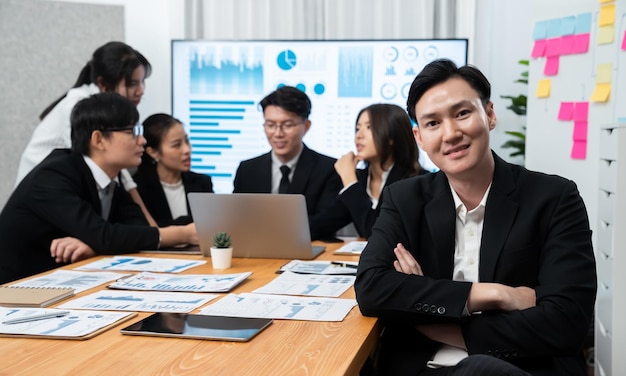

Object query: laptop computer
[188,193,325,259]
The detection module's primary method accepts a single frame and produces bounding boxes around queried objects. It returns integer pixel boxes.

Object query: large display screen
[172,39,468,193]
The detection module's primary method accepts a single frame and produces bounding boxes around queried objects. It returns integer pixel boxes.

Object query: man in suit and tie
[354,59,596,375]
[0,93,197,284]
[233,86,341,240]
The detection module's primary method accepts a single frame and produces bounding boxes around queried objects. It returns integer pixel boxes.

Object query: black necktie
[279,165,291,194]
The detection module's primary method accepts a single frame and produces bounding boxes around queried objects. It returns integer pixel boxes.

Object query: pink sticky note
[546,38,562,57]
[573,33,590,54]
[560,35,575,55]
[571,140,587,159]
[544,56,560,76]
[573,121,588,141]
[558,102,575,120]
[622,30,626,50]
[573,102,589,122]
[531,40,547,58]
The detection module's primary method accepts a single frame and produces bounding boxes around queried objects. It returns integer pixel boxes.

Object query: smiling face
[263,105,310,163]
[355,110,379,164]
[147,122,192,176]
[412,77,496,181]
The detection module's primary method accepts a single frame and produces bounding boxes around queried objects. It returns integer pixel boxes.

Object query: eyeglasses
[105,124,144,138]
[263,121,303,133]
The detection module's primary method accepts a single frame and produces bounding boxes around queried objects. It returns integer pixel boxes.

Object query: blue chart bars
[188,100,251,180]
[190,46,264,96]
[338,47,373,98]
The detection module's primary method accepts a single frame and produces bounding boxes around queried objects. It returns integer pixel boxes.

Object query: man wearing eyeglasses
[0,93,198,284]
[233,86,342,241]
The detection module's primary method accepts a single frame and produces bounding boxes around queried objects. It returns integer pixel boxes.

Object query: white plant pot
[209,247,233,269]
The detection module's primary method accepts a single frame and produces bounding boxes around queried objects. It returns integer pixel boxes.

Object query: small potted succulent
[209,232,233,269]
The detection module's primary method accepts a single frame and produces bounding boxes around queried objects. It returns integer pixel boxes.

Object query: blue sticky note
[546,19,562,38]
[575,13,592,34]
[560,16,576,36]
[533,20,549,40]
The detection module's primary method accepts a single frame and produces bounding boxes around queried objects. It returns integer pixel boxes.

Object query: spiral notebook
[0,286,75,307]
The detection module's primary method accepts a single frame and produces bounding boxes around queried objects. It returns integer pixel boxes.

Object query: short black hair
[406,59,491,123]
[70,92,139,155]
[259,86,311,120]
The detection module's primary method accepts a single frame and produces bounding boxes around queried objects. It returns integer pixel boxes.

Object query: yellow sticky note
[599,0,614,3]
[599,4,615,26]
[536,79,551,98]
[597,25,615,44]
[590,83,611,102]
[597,63,613,84]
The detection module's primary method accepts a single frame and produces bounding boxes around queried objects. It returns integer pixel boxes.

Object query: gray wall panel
[0,0,124,209]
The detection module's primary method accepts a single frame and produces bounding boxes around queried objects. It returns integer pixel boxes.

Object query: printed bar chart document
[107,272,252,292]
[200,293,357,321]
[0,307,135,340]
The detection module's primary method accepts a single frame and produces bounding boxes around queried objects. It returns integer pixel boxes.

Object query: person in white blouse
[133,113,214,227]
[15,41,157,226]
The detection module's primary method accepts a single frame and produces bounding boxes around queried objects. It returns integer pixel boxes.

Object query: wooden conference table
[0,241,379,376]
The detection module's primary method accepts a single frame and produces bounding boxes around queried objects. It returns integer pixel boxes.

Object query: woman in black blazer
[133,113,213,226]
[312,103,426,239]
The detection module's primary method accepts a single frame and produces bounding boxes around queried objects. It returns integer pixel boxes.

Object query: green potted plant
[209,232,233,269]
[500,59,528,160]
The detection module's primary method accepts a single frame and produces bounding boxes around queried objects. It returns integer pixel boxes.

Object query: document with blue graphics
[279,260,357,275]
[74,256,206,273]
[199,293,357,321]
[9,270,128,293]
[58,290,218,313]
[0,307,135,340]
[253,271,355,298]
[108,272,252,292]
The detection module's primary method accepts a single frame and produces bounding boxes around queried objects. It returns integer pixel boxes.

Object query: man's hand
[393,243,423,275]
[467,283,536,313]
[50,237,96,264]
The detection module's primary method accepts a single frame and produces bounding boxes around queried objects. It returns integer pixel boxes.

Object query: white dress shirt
[427,183,492,368]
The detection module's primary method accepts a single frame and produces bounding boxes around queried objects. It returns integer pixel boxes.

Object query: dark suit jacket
[0,149,159,284]
[134,166,214,226]
[354,153,596,376]
[311,164,425,239]
[232,144,341,240]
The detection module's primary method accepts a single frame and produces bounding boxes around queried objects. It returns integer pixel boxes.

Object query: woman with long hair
[313,103,427,239]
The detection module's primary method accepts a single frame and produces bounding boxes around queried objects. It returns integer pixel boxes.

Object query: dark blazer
[310,164,426,239]
[134,166,214,226]
[0,149,159,284]
[232,144,342,240]
[354,152,596,376]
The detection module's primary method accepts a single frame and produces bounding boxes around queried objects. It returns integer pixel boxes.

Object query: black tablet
[120,313,272,342]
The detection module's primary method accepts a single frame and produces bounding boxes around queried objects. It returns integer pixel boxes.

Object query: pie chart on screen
[277,49,297,70]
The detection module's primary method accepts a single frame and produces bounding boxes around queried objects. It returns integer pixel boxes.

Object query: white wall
[472,0,533,166]
[48,0,186,120]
